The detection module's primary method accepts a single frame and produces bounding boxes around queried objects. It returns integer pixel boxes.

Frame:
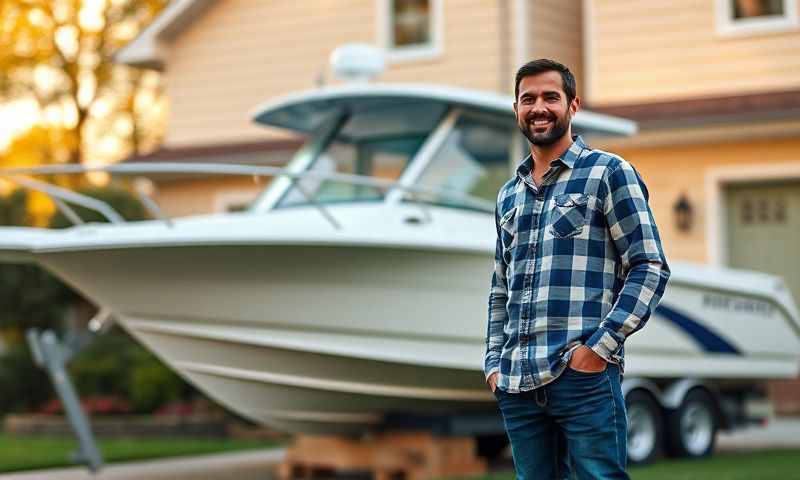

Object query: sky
[0,99,41,152]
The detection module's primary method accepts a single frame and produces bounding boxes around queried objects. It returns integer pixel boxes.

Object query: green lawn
[627,450,800,480]
[471,450,800,480]
[0,434,281,473]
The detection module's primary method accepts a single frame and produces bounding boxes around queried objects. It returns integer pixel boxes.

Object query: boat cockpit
[249,84,636,215]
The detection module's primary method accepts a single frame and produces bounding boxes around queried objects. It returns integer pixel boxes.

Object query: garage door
[726,181,800,306]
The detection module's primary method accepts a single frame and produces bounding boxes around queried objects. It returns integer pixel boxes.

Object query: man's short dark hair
[514,59,577,105]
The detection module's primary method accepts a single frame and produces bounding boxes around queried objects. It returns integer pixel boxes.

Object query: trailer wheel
[625,390,663,465]
[667,388,718,459]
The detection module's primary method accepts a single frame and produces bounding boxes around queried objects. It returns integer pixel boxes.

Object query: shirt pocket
[549,193,590,238]
[499,206,518,263]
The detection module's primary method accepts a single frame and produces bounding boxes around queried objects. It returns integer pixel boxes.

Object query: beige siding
[586,0,800,105]
[590,135,800,263]
[528,0,584,97]
[164,0,506,148]
[153,176,267,217]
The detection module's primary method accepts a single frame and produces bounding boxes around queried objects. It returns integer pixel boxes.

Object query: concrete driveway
[718,416,800,450]
[0,448,286,480]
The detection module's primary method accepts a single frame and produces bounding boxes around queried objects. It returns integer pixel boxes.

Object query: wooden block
[278,431,487,480]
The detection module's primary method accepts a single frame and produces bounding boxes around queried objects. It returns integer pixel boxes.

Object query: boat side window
[407,113,516,210]
[277,130,427,208]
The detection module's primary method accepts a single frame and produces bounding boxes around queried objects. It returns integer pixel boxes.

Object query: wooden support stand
[278,432,488,480]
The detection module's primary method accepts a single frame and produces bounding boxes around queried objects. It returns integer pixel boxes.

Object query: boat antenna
[329,44,385,83]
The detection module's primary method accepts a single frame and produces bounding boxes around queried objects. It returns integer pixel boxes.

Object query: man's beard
[517,112,571,146]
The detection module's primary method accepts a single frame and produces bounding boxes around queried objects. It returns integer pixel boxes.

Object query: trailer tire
[667,388,718,459]
[625,390,663,465]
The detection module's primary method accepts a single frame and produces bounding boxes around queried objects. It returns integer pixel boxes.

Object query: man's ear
[512,102,518,116]
[570,96,581,115]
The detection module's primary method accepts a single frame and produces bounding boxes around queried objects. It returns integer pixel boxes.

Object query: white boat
[1,79,798,447]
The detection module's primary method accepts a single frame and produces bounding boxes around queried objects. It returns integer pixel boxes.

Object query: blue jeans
[494,364,629,480]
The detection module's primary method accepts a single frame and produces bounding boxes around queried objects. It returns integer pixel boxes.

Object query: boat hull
[32,242,800,433]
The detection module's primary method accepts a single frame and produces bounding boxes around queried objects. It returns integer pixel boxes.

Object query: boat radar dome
[330,44,386,83]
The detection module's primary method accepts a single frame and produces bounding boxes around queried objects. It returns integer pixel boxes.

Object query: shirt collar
[516,135,588,182]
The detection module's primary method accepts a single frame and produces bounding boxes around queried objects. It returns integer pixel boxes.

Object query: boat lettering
[702,294,774,316]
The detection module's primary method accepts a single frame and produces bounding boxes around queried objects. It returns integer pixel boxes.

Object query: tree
[0,0,167,168]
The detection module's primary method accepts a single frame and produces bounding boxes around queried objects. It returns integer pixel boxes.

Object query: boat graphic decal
[655,305,742,354]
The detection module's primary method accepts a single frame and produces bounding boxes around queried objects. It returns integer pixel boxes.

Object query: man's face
[513,71,579,146]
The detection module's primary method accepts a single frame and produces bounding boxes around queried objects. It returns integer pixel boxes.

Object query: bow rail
[0,162,495,229]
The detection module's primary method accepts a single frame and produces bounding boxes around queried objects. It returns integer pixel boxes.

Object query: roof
[251,83,638,137]
[113,0,215,70]
[124,139,303,163]
[592,89,800,130]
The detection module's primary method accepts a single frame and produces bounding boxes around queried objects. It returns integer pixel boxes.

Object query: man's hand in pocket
[487,372,499,392]
[568,345,607,373]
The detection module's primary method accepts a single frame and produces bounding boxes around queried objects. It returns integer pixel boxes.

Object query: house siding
[529,0,584,96]
[586,0,800,106]
[593,135,800,263]
[164,0,507,148]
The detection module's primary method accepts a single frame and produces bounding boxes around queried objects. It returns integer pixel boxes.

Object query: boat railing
[0,162,496,230]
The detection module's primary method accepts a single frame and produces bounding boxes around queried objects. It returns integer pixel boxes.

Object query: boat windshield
[275,102,446,208]
[404,111,519,211]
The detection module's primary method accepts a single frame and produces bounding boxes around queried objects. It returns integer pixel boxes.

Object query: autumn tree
[0,0,167,168]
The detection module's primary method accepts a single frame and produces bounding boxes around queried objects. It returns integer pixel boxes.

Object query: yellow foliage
[0,178,13,196]
[0,0,168,165]
[1,125,76,167]
[26,190,55,227]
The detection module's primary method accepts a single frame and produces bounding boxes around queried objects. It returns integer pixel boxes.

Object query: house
[584,0,800,412]
[117,0,583,213]
[116,0,799,410]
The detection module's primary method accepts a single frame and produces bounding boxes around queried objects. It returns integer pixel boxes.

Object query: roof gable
[113,0,216,70]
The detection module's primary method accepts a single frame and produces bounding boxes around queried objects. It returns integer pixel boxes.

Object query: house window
[717,0,799,35]
[379,0,442,62]
[732,0,785,18]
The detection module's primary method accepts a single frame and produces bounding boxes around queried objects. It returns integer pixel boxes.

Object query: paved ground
[2,418,799,480]
[718,416,800,450]
[0,448,286,480]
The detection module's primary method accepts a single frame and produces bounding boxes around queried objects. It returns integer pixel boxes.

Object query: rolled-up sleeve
[484,207,509,380]
[585,160,671,361]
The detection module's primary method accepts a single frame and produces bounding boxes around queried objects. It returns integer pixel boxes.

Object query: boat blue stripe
[654,304,741,354]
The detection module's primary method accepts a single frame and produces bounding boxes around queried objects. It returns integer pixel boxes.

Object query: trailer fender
[621,377,662,402]
[661,379,713,410]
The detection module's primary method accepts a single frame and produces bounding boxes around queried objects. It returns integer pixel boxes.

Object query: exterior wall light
[673,191,693,233]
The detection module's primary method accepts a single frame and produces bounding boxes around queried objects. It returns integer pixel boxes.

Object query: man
[484,59,670,479]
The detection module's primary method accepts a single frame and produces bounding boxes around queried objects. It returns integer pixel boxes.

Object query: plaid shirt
[484,136,670,393]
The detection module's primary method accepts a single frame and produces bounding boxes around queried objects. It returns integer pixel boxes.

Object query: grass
[462,449,800,480]
[0,433,281,473]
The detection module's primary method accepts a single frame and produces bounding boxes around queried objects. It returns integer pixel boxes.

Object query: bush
[129,359,184,413]
[68,328,194,414]
[0,184,188,416]
[0,344,52,414]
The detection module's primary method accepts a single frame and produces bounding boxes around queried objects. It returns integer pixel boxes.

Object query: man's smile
[529,118,554,130]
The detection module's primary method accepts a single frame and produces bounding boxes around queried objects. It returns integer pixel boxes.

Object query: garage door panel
[727,181,800,305]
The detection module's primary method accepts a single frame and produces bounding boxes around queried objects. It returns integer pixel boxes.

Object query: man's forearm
[484,290,507,379]
[585,258,670,361]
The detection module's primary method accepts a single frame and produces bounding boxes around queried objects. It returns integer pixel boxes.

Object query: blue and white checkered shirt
[484,136,670,393]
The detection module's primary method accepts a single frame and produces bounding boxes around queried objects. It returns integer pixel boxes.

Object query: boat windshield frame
[252,105,511,215]
[253,104,457,212]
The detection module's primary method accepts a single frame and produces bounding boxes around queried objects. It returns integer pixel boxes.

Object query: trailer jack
[25,307,114,473]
